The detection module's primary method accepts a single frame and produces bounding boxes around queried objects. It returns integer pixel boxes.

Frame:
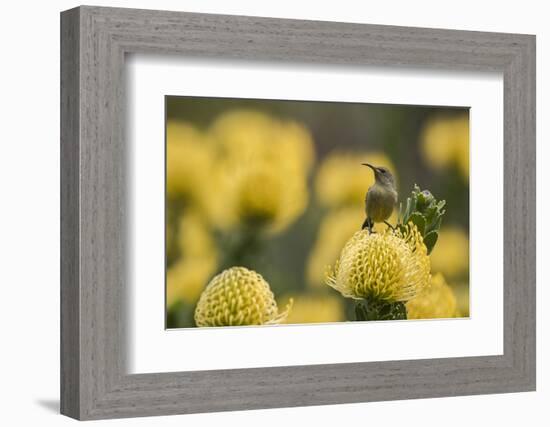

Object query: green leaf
[398,202,403,224]
[376,301,407,320]
[355,299,407,321]
[391,303,407,320]
[402,198,411,224]
[408,212,426,235]
[426,215,442,234]
[403,189,418,223]
[423,230,439,254]
[398,186,446,249]
[423,204,438,225]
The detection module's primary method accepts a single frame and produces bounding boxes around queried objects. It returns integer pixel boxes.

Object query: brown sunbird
[361,163,398,232]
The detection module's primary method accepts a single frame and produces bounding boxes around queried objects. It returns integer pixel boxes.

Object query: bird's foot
[361,217,375,234]
[384,221,396,231]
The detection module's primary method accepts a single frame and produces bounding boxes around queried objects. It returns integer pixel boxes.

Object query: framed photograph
[60,6,536,420]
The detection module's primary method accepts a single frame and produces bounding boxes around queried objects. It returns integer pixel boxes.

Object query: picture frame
[60,5,536,420]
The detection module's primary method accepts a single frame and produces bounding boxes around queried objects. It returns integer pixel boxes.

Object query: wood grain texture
[60,7,80,419]
[60,6,536,420]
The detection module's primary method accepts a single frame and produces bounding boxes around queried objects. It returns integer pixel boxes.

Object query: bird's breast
[365,185,397,222]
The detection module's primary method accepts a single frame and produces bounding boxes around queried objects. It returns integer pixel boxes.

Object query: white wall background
[0,0,546,425]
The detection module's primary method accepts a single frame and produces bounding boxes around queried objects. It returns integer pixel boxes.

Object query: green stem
[355,298,407,321]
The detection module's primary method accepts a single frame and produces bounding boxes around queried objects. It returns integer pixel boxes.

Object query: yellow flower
[420,114,469,181]
[166,257,217,307]
[280,294,345,324]
[209,110,276,162]
[406,273,458,319]
[233,164,308,232]
[166,212,218,307]
[429,227,469,278]
[453,282,470,317]
[194,267,293,327]
[315,152,396,208]
[195,165,236,230]
[177,211,218,258]
[455,133,469,181]
[276,121,316,174]
[206,110,314,233]
[210,110,314,175]
[326,224,430,302]
[166,121,213,201]
[166,218,175,261]
[306,207,397,286]
[236,169,282,226]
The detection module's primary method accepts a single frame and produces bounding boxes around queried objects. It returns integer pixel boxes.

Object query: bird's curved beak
[362,163,376,171]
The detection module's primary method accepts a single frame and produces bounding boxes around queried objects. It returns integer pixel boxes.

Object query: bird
[361,163,398,232]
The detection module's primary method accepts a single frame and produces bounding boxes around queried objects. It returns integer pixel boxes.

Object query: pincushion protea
[326,223,430,303]
[194,267,292,327]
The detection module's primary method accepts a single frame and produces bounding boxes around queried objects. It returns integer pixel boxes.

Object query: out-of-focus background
[166,96,470,328]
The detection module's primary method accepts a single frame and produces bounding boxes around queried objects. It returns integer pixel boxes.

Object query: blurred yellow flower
[306,206,397,286]
[177,211,218,259]
[280,294,345,324]
[315,151,396,208]
[236,167,282,226]
[232,164,308,232]
[194,267,292,327]
[166,121,213,201]
[166,211,218,308]
[205,110,314,233]
[166,218,175,261]
[455,133,469,181]
[209,110,314,175]
[420,114,469,181]
[166,257,217,307]
[453,282,470,317]
[326,224,430,302]
[406,273,458,319]
[209,110,276,161]
[276,121,316,174]
[430,226,469,278]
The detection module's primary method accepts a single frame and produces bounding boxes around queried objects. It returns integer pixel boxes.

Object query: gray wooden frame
[60,5,536,420]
